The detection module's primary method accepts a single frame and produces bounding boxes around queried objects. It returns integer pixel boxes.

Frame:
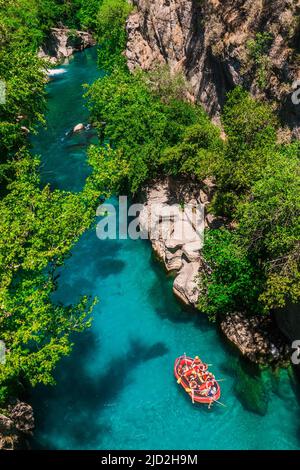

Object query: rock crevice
[127,0,300,135]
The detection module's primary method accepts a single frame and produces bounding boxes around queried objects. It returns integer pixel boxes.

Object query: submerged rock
[235,362,270,416]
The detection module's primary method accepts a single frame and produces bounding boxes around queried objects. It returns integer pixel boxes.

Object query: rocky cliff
[126,0,300,136]
[130,1,298,362]
[139,178,290,364]
[38,27,95,64]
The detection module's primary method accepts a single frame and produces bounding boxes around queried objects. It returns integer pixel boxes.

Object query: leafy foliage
[95,0,133,72]
[237,151,300,309]
[198,229,264,321]
[197,90,300,318]
[0,0,105,404]
[246,32,273,89]
[86,67,219,193]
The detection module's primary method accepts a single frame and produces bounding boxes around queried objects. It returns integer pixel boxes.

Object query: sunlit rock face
[38,28,95,64]
[221,312,291,365]
[139,177,211,306]
[126,0,300,136]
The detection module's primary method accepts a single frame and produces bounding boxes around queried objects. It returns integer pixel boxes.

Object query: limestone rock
[73,123,85,133]
[182,241,201,262]
[0,401,34,450]
[139,177,204,306]
[165,249,183,271]
[38,28,95,64]
[173,261,200,306]
[220,313,290,365]
[127,0,300,137]
[9,401,34,435]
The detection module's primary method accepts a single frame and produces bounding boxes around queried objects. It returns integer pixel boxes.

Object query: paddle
[214,399,227,407]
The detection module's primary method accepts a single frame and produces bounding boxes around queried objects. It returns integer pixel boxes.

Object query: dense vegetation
[0,0,299,407]
[0,1,105,404]
[87,0,300,321]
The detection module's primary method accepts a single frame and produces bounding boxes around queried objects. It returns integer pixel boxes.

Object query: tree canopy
[0,0,104,404]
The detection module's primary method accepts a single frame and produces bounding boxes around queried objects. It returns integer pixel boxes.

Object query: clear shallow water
[30,48,300,450]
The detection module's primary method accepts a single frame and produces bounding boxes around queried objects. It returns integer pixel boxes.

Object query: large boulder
[173,260,200,306]
[0,401,34,450]
[139,178,204,305]
[220,312,290,365]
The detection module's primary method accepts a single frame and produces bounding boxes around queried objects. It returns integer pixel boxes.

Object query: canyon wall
[126,0,300,135]
[129,0,299,361]
[38,28,95,64]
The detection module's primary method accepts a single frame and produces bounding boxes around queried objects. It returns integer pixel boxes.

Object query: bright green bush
[96,0,133,71]
[86,67,218,193]
[198,229,265,320]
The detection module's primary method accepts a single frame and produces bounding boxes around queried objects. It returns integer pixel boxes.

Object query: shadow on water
[147,252,196,323]
[31,333,168,449]
[147,252,217,334]
[54,232,126,304]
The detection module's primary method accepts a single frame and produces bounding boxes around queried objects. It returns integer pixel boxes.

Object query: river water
[30,47,300,450]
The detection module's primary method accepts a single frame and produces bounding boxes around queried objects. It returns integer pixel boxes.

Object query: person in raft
[192,356,208,373]
[178,358,189,376]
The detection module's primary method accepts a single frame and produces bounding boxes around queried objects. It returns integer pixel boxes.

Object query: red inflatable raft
[174,355,221,406]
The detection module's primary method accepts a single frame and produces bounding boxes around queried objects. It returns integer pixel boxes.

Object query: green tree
[198,229,264,321]
[96,0,133,71]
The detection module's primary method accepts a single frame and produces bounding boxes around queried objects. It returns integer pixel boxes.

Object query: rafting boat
[174,355,221,406]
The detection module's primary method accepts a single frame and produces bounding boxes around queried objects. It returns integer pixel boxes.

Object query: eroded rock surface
[0,401,34,450]
[139,177,216,306]
[127,0,300,135]
[221,313,291,365]
[38,27,95,64]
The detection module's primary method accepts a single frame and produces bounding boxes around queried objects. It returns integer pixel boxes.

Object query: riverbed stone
[73,123,85,133]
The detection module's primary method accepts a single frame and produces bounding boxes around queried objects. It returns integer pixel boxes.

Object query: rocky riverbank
[220,313,291,365]
[0,401,34,450]
[139,177,218,306]
[38,27,95,64]
[139,177,291,365]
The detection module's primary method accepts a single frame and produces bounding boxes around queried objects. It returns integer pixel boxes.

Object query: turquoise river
[30,47,300,450]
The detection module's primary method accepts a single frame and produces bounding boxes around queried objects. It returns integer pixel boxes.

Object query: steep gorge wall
[127,0,300,361]
[126,0,300,134]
